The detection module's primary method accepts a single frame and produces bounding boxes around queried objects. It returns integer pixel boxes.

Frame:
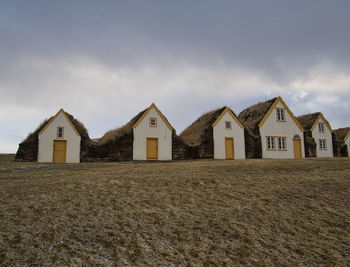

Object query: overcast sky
[1,0,350,153]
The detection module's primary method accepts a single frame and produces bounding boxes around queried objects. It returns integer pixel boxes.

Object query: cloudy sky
[1,1,350,153]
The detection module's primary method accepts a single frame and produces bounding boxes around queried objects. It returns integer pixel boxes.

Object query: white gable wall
[213,112,245,159]
[311,117,333,157]
[345,135,350,157]
[260,101,305,159]
[133,107,172,160]
[38,111,81,163]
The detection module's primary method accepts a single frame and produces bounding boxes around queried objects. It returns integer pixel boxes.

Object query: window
[225,121,232,129]
[276,108,285,121]
[57,127,64,138]
[318,123,324,133]
[149,117,157,127]
[267,136,287,151]
[278,137,287,150]
[267,136,275,150]
[319,139,327,150]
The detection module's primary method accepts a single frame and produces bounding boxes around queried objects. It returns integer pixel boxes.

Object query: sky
[1,0,350,153]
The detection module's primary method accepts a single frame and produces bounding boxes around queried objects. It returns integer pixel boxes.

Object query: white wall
[38,111,81,163]
[213,111,245,159]
[260,100,305,159]
[133,107,172,160]
[345,135,350,157]
[311,117,333,157]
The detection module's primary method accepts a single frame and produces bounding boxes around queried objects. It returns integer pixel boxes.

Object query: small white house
[212,107,245,159]
[180,106,245,159]
[239,96,305,159]
[346,132,350,157]
[38,109,81,163]
[297,112,333,157]
[132,103,174,160]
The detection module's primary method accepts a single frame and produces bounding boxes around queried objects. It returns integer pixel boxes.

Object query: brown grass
[1,155,350,265]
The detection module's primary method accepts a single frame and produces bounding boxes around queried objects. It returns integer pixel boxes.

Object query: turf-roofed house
[297,112,333,157]
[238,96,305,159]
[133,103,174,160]
[16,109,90,163]
[333,127,350,157]
[98,103,174,161]
[180,107,246,159]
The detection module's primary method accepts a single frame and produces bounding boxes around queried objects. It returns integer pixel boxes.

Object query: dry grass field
[0,154,350,266]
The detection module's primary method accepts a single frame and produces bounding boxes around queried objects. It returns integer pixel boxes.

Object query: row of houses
[16,96,350,163]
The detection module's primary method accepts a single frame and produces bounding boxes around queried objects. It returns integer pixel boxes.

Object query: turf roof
[238,97,277,134]
[334,127,350,141]
[179,107,241,146]
[297,112,332,131]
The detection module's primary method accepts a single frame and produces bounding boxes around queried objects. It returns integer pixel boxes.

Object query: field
[0,154,350,266]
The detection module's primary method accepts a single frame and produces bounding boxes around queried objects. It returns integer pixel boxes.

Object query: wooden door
[146,138,158,160]
[293,139,302,159]
[225,138,234,159]
[53,140,67,163]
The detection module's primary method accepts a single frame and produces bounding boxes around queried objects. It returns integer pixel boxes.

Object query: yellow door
[146,138,158,160]
[225,138,234,159]
[53,140,67,163]
[293,139,302,159]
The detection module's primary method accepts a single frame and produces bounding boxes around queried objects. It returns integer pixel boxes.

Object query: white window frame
[318,123,324,133]
[225,121,232,129]
[278,137,287,151]
[57,127,64,138]
[149,117,157,127]
[276,108,285,122]
[267,136,275,150]
[319,139,327,150]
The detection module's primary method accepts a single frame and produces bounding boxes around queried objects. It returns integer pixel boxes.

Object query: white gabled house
[180,106,245,159]
[346,131,350,157]
[38,109,81,163]
[132,103,174,160]
[212,107,245,159]
[239,96,305,159]
[297,112,333,157]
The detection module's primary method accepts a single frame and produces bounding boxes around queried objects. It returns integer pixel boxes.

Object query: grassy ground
[0,155,349,266]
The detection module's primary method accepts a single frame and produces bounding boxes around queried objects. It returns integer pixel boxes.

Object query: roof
[297,112,332,133]
[238,96,304,133]
[180,106,242,146]
[238,97,277,133]
[99,108,147,145]
[132,103,174,131]
[39,108,80,136]
[334,127,350,141]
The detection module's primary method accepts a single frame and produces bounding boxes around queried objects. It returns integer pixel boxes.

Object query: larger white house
[297,112,333,157]
[38,109,81,163]
[132,103,174,160]
[239,96,305,159]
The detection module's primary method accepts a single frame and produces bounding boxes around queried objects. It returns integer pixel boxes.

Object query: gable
[39,109,80,136]
[258,97,304,132]
[132,103,174,131]
[212,107,244,129]
[310,114,333,133]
